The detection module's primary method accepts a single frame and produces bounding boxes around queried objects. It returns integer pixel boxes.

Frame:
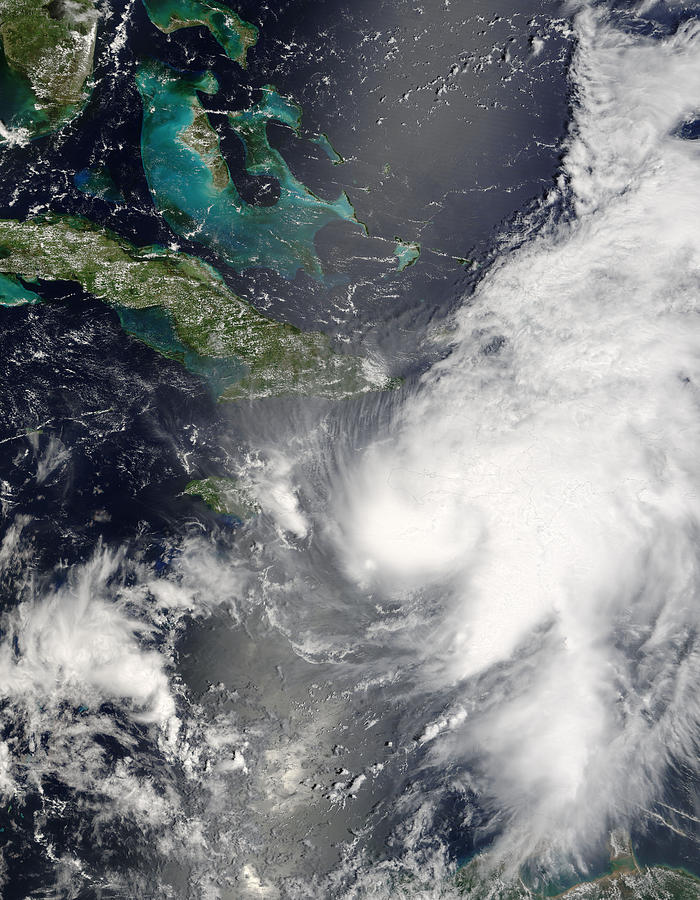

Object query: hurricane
[1,0,700,896]
[255,3,700,889]
[326,0,700,878]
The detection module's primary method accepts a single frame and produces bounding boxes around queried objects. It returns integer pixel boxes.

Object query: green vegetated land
[457,839,700,900]
[0,215,390,400]
[0,0,98,139]
[0,2,409,402]
[184,477,260,519]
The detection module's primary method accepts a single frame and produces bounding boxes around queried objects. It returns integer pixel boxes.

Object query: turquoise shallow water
[394,239,420,271]
[115,304,247,399]
[135,60,361,279]
[74,167,124,203]
[0,54,47,137]
[0,278,245,398]
[0,273,41,305]
[311,133,344,165]
[141,0,258,64]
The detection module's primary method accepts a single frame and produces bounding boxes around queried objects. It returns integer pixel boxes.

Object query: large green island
[0,214,390,400]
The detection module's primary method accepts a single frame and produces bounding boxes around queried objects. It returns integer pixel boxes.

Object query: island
[184,476,260,519]
[311,132,344,165]
[0,214,391,400]
[135,61,363,279]
[394,237,421,271]
[141,0,258,67]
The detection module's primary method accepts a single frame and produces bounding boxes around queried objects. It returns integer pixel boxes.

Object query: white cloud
[320,3,700,877]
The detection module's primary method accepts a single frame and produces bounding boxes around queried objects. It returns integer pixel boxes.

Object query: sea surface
[1,0,699,897]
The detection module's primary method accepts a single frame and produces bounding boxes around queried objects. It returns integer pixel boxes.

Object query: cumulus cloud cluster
[0,517,253,894]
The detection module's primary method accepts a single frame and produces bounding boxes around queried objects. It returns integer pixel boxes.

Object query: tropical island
[184,476,259,519]
[135,62,363,280]
[141,0,258,67]
[0,214,390,400]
